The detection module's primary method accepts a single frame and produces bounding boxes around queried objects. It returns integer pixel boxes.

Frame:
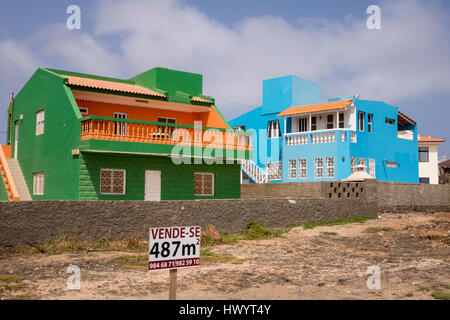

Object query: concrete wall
[0,198,376,246]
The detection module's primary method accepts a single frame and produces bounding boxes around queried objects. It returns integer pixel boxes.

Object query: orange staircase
[0,145,20,201]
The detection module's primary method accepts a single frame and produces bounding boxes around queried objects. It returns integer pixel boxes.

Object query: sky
[0,0,449,156]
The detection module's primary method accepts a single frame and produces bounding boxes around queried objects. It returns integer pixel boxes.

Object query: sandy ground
[0,212,449,300]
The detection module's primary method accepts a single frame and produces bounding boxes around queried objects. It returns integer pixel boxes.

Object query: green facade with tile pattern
[79,152,241,200]
[0,178,8,201]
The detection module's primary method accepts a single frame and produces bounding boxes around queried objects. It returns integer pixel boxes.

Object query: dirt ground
[0,212,449,300]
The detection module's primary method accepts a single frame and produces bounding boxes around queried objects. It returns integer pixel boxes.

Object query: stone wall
[0,198,377,246]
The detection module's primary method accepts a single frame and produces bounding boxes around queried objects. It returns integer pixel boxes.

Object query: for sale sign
[149,226,201,271]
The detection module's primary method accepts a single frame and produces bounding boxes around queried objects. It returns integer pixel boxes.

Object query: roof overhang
[72,90,211,113]
[397,111,416,126]
[277,99,354,118]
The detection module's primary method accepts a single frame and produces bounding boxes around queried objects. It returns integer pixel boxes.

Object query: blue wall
[230,76,419,184]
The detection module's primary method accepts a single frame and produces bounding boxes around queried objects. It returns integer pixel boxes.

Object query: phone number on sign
[148,258,200,270]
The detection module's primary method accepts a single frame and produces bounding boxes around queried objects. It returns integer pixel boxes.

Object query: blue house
[230,75,419,184]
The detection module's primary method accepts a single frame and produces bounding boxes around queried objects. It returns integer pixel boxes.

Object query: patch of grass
[0,275,23,283]
[419,286,430,292]
[365,227,395,233]
[302,216,370,230]
[431,291,450,300]
[2,236,148,256]
[120,265,146,270]
[115,254,147,263]
[405,293,414,297]
[243,221,287,240]
[200,247,245,264]
[220,232,240,245]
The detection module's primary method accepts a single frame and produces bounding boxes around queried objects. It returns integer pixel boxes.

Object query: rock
[204,225,222,241]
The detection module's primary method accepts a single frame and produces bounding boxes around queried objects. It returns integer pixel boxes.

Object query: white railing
[241,160,268,184]
[286,134,308,145]
[312,132,336,144]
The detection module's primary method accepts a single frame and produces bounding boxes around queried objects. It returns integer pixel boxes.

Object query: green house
[0,67,252,201]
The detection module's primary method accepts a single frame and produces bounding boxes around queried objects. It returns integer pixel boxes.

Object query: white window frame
[288,159,297,179]
[386,161,397,168]
[368,114,373,133]
[268,120,281,138]
[315,158,323,178]
[326,114,334,129]
[114,112,128,136]
[194,172,215,196]
[326,157,335,178]
[36,110,45,136]
[298,117,308,133]
[299,158,307,179]
[33,172,45,195]
[351,157,357,173]
[338,113,345,129]
[267,162,282,180]
[369,159,376,178]
[100,169,126,195]
[358,111,365,131]
[385,118,395,125]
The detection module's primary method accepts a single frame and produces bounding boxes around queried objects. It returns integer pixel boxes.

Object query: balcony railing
[80,116,252,151]
[285,129,355,146]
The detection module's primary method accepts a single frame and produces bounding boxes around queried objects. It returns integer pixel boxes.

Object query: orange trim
[63,75,166,98]
[1,145,11,159]
[0,145,20,201]
[278,99,353,117]
[418,135,446,143]
[80,119,252,151]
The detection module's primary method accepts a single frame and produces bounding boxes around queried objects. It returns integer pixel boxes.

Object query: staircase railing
[241,160,268,184]
[0,145,20,201]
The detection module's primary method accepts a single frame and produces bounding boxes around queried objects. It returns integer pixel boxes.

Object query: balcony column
[284,117,287,135]
[308,114,311,132]
[336,110,339,129]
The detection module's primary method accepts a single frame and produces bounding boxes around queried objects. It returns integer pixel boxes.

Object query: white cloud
[0,0,449,122]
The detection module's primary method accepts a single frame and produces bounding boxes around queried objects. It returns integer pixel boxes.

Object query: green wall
[10,68,81,200]
[0,179,8,201]
[79,152,241,200]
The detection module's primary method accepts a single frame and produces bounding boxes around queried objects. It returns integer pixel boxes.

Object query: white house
[418,135,446,184]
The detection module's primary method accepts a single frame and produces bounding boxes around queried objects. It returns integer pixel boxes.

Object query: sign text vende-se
[149,226,201,271]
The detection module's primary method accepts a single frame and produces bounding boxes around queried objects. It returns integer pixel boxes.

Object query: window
[79,108,88,115]
[315,158,323,178]
[194,173,214,196]
[351,157,357,173]
[369,159,376,178]
[358,112,365,131]
[359,158,367,171]
[299,158,307,179]
[351,132,357,143]
[233,125,246,131]
[419,147,429,162]
[33,172,45,195]
[326,157,335,178]
[327,114,334,129]
[267,162,282,180]
[311,117,317,131]
[298,118,308,132]
[419,177,430,184]
[288,159,297,179]
[157,117,177,124]
[267,120,281,138]
[114,113,128,136]
[36,110,45,136]
[339,113,345,128]
[385,118,395,125]
[100,169,126,195]
[386,161,397,168]
[340,132,346,142]
[368,114,373,133]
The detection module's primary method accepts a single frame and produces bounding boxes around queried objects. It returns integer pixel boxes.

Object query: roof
[439,160,450,168]
[63,75,166,99]
[278,99,354,117]
[191,96,214,104]
[418,135,446,143]
[397,111,416,126]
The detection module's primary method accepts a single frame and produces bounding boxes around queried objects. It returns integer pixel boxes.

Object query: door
[14,121,19,159]
[114,113,128,136]
[145,170,161,201]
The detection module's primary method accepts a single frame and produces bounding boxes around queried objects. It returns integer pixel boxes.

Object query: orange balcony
[79,116,252,159]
